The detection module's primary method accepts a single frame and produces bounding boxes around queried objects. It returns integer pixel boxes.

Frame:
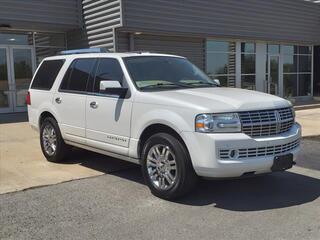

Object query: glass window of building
[0,32,66,65]
[314,46,320,97]
[0,49,9,108]
[266,44,281,95]
[206,40,236,87]
[241,42,256,90]
[283,45,312,97]
[0,33,33,45]
[267,44,280,55]
[13,48,33,107]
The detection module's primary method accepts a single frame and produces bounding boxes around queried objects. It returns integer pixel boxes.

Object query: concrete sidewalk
[0,107,319,194]
[0,122,134,194]
[295,107,320,137]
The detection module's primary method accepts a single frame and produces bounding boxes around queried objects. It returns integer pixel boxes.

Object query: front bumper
[182,123,301,178]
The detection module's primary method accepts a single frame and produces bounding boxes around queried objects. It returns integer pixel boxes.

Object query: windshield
[123,56,217,91]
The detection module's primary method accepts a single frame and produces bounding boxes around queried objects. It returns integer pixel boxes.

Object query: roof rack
[122,51,152,54]
[58,47,110,55]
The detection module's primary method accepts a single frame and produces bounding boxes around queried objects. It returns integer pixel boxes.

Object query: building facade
[0,0,319,113]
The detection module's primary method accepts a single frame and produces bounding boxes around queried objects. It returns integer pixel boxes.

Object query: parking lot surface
[0,109,319,240]
[0,121,131,194]
[0,108,319,194]
[1,160,320,240]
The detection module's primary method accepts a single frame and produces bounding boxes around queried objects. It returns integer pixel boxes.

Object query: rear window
[31,60,65,90]
[60,58,96,92]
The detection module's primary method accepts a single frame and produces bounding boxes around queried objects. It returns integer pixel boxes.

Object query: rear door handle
[90,101,98,109]
[55,97,62,104]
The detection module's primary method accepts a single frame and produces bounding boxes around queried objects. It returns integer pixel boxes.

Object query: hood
[136,87,292,112]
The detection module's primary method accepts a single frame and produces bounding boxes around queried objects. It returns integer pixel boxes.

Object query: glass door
[267,55,280,95]
[10,47,35,112]
[0,46,35,113]
[0,47,12,113]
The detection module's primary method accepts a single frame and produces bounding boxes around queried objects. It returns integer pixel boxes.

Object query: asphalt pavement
[1,138,319,240]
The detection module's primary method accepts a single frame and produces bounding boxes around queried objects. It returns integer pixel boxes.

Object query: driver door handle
[90,101,98,109]
[55,97,62,104]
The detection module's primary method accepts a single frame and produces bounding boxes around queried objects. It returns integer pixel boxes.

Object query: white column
[279,45,285,98]
[235,42,241,88]
[255,43,267,92]
[311,45,314,97]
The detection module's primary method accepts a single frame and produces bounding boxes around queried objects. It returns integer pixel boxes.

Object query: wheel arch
[38,111,57,128]
[138,123,190,160]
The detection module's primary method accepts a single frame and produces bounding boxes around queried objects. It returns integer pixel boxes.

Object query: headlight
[195,113,241,133]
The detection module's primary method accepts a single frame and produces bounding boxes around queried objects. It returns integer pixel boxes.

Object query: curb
[294,104,320,111]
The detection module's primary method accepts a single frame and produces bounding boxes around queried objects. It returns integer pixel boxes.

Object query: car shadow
[63,148,320,212]
[62,147,140,176]
[177,172,320,211]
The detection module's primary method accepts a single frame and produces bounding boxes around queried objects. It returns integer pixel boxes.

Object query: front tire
[141,133,198,200]
[40,117,69,163]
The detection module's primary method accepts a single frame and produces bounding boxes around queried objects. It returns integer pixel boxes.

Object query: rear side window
[31,60,64,90]
[92,58,124,93]
[60,58,96,92]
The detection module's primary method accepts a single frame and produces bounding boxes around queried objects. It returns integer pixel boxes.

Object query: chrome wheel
[146,144,177,190]
[42,124,57,156]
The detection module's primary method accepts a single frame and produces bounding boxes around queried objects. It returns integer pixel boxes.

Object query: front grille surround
[238,107,294,137]
[219,139,300,160]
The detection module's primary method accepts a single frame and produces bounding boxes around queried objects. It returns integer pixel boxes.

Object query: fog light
[228,149,239,159]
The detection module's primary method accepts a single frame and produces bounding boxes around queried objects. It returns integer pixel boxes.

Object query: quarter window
[31,59,65,90]
[60,59,96,92]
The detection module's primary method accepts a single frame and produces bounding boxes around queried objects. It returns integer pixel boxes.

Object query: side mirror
[99,80,128,97]
[213,79,221,86]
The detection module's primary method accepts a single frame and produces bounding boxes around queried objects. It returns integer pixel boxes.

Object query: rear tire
[40,117,69,163]
[141,133,198,200]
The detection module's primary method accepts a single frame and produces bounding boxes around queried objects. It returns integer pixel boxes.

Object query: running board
[64,140,140,165]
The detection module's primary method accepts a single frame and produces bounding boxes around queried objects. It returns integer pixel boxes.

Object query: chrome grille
[239,107,294,137]
[219,139,300,159]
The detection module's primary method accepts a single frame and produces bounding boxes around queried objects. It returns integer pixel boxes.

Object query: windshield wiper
[140,82,191,90]
[182,80,218,87]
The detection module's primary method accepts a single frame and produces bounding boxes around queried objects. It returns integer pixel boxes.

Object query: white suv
[28,50,301,199]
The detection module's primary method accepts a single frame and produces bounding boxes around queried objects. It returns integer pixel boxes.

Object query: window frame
[88,57,131,99]
[240,42,256,90]
[90,58,126,94]
[282,44,313,97]
[123,55,215,92]
[58,57,131,99]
